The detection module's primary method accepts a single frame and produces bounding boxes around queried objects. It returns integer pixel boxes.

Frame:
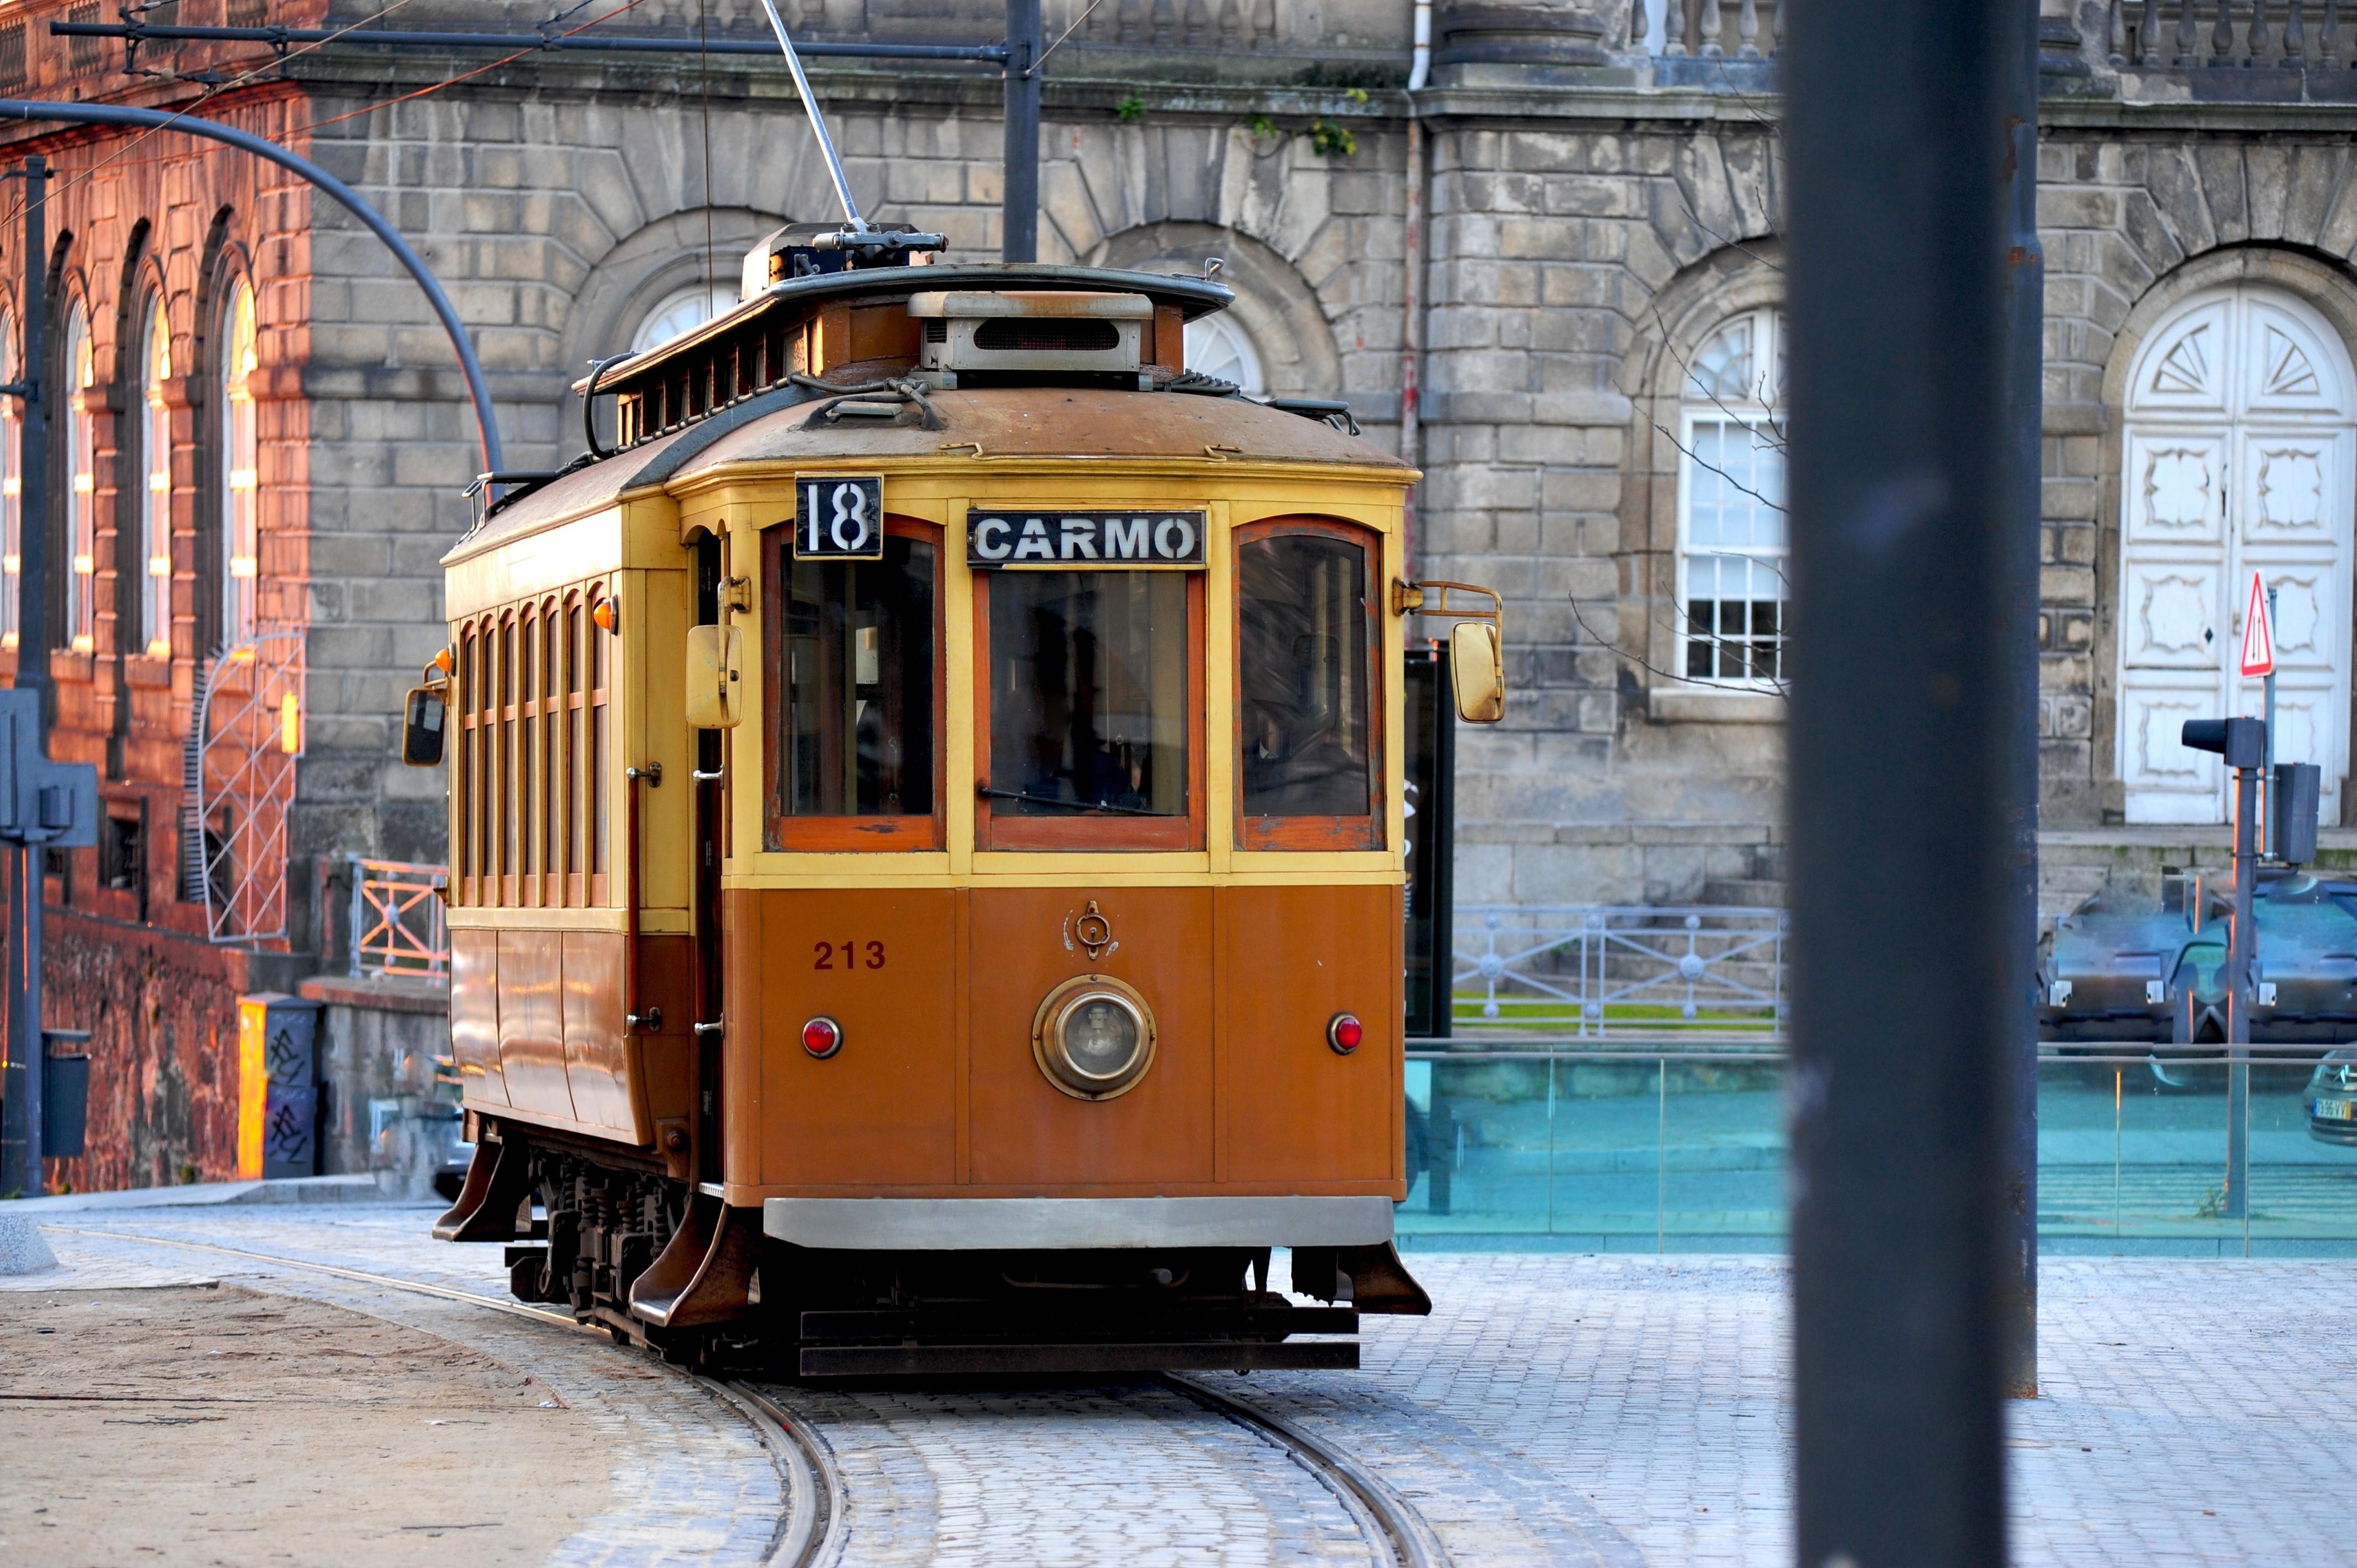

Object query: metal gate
[181,628,305,945]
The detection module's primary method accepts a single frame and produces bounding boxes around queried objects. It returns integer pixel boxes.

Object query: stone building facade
[1,0,2350,1185]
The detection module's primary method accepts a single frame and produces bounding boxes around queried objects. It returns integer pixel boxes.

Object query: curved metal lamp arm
[0,99,503,477]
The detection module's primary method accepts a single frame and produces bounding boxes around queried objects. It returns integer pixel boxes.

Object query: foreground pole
[1785,1,2018,1562]
[1996,1,2043,1400]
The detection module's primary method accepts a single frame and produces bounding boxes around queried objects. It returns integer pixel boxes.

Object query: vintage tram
[413,225,1504,1375]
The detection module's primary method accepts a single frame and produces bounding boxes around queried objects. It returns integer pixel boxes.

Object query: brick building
[1,0,2349,1187]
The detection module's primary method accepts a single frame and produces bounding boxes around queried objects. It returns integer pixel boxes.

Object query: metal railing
[1453,904,1787,1036]
[347,857,450,979]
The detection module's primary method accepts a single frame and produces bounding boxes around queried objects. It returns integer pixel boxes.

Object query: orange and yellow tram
[415,227,1502,1375]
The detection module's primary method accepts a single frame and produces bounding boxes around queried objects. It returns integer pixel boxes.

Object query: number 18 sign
[794,474,886,559]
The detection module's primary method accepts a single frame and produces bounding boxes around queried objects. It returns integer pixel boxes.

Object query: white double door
[2116,286,2355,825]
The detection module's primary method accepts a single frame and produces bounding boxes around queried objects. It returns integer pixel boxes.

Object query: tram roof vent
[908,290,1151,387]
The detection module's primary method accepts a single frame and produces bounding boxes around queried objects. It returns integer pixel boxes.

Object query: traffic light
[2179,716,2265,770]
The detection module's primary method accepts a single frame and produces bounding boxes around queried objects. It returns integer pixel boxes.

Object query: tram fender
[431,1135,532,1242]
[629,1188,759,1328]
[1291,1241,1432,1316]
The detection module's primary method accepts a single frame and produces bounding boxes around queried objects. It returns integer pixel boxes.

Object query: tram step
[797,1304,1359,1342]
[797,1339,1360,1378]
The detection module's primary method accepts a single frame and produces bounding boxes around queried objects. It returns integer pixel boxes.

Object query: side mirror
[400,685,447,767]
[1449,621,1505,724]
[685,623,744,730]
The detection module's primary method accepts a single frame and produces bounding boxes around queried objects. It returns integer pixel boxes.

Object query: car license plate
[2315,1097,2356,1121]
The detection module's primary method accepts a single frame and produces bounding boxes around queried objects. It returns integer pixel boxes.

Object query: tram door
[693,537,726,1183]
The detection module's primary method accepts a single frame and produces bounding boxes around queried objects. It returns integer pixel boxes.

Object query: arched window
[138,295,171,657]
[63,301,95,653]
[219,280,257,646]
[1677,306,1787,685]
[631,281,735,354]
[0,309,18,651]
[1183,313,1265,396]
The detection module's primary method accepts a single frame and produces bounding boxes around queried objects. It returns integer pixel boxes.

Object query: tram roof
[452,383,1413,563]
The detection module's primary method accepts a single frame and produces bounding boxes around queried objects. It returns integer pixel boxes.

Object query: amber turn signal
[802,1015,843,1059]
[591,594,619,633]
[1327,1012,1363,1054]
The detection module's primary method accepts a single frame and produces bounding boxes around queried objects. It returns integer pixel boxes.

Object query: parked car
[2041,870,2357,1046]
[2309,1051,2357,1147]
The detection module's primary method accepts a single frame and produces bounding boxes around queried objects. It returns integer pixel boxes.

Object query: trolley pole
[0,153,47,1199]
[1785,0,2016,1561]
[1996,0,2042,1402]
[1002,0,1042,263]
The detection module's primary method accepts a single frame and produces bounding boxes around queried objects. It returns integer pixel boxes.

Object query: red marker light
[801,1016,843,1059]
[1326,1013,1363,1055]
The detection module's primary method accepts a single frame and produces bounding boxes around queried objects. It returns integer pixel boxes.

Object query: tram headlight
[1032,976,1156,1101]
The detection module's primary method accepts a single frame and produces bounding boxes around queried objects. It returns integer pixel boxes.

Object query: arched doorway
[2116,285,2355,824]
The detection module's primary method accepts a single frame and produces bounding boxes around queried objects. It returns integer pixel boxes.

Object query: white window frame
[64,302,95,654]
[0,310,17,652]
[1674,306,1788,691]
[220,280,258,647]
[140,294,171,657]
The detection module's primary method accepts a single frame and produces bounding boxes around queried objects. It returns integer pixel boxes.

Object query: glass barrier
[1402,1048,2357,1256]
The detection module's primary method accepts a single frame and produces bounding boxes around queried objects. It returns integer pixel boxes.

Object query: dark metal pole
[0,153,44,1197]
[1001,0,1042,264]
[1786,1,2015,1563]
[0,102,502,477]
[2225,754,2254,1218]
[1998,0,2043,1402]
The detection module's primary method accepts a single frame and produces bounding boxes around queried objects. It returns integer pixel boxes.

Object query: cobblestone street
[3,1196,2350,1565]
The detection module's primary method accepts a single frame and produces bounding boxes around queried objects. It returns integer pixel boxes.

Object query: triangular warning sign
[2241,570,2274,678]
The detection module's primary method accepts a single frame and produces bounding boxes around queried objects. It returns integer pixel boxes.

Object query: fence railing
[347,857,450,979]
[1453,904,1787,1036]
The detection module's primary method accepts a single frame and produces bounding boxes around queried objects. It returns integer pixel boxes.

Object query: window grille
[0,23,26,89]
[1677,307,1788,687]
[65,3,99,71]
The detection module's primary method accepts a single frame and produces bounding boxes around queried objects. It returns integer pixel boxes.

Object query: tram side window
[984,570,1191,848]
[1236,522,1380,848]
[766,526,939,849]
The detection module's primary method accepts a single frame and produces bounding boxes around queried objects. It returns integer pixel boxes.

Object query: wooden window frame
[588,577,611,899]
[761,514,947,852]
[974,567,1206,854]
[1232,515,1386,853]
[455,625,477,903]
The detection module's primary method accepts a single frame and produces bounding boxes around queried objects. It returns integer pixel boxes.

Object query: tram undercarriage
[437,1124,1428,1377]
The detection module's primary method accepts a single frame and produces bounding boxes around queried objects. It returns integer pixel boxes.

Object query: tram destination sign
[967,508,1206,569]
[793,474,887,559]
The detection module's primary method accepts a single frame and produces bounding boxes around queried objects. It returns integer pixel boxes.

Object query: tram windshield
[775,536,936,818]
[1237,530,1373,818]
[987,571,1188,818]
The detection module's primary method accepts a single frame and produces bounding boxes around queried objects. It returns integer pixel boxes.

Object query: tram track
[38,1221,1445,1568]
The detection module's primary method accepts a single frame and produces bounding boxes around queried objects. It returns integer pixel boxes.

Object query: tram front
[423,247,1503,1374]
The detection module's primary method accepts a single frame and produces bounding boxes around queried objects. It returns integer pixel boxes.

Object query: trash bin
[41,1028,90,1159]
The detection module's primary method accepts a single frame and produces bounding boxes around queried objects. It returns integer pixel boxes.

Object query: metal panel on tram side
[1218,883,1403,1192]
[748,886,960,1188]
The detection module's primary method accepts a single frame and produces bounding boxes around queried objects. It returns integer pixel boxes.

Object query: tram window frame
[1232,517,1385,852]
[762,515,948,852]
[974,568,1206,854]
